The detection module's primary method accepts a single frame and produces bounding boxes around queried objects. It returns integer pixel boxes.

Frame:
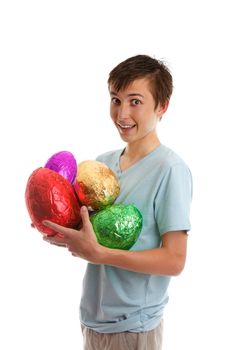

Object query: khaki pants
[81,321,163,350]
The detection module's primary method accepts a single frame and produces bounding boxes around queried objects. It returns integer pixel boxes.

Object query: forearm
[98,246,185,276]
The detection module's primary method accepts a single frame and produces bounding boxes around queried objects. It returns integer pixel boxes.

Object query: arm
[43,207,187,276]
[99,230,187,276]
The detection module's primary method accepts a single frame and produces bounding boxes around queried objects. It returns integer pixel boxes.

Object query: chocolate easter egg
[45,151,77,184]
[74,160,120,211]
[90,204,143,250]
[25,167,81,236]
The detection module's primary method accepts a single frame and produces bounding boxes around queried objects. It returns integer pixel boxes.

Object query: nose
[118,102,130,121]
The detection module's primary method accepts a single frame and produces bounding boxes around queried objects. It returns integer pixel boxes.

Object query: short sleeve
[154,163,193,235]
[96,155,103,162]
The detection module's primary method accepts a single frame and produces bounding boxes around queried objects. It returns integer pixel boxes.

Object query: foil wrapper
[25,167,81,236]
[90,204,143,250]
[74,160,120,211]
[44,151,77,184]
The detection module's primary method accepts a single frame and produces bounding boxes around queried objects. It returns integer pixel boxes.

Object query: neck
[123,132,161,161]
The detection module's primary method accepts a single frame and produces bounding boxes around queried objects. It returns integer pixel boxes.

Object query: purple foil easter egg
[45,151,77,184]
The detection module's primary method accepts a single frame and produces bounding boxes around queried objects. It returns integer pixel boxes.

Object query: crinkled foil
[44,151,77,184]
[25,167,81,236]
[90,204,143,250]
[74,160,120,211]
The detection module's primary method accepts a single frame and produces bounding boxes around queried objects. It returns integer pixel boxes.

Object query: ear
[157,100,169,120]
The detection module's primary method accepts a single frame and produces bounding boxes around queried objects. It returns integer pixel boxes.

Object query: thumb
[80,206,92,231]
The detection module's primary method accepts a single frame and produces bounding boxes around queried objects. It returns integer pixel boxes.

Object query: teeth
[118,123,135,129]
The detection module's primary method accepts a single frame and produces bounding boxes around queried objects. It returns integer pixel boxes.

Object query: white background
[0,1,232,349]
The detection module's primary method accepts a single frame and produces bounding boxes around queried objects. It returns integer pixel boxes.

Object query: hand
[31,222,66,247]
[42,206,103,263]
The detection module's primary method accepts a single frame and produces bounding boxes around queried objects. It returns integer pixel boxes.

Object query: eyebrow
[110,91,144,98]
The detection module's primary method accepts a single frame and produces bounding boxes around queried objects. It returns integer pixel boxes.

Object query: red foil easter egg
[25,167,81,236]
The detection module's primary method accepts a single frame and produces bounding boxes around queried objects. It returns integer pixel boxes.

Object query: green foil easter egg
[90,204,143,250]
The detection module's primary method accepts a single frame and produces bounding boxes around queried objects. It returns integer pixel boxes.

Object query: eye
[111,97,120,105]
[131,99,141,106]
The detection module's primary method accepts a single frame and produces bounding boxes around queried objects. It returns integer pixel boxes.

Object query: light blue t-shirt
[79,144,192,333]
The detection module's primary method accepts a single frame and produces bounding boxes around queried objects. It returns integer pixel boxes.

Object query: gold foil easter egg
[74,160,120,211]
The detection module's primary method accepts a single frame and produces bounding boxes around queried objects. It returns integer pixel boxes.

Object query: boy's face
[109,78,165,144]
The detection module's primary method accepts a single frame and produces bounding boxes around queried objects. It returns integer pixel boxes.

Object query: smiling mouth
[117,122,136,130]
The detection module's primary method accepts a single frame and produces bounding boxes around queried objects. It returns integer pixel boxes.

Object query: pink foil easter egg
[45,151,77,184]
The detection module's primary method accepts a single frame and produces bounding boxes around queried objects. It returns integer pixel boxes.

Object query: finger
[53,243,67,248]
[71,252,79,257]
[80,206,92,231]
[42,220,71,238]
[46,240,67,248]
[43,235,67,246]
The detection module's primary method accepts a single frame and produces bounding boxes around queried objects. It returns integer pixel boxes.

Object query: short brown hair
[108,55,173,109]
